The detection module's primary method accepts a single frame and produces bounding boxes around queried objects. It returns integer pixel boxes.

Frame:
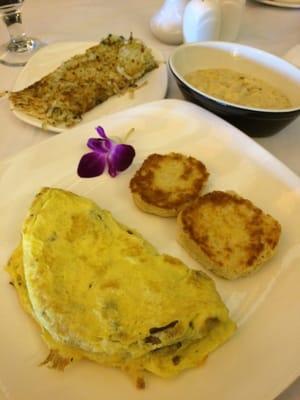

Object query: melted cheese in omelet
[6,188,236,387]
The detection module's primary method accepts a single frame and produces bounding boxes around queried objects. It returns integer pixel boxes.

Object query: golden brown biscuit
[177,191,281,279]
[129,153,209,217]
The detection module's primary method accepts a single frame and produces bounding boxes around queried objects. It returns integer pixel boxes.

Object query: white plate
[1,99,300,400]
[253,0,300,8]
[10,41,168,133]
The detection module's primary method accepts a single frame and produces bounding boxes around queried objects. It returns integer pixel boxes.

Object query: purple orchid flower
[77,126,135,178]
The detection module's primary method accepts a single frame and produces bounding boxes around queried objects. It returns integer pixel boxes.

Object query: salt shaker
[182,0,221,43]
[219,0,245,41]
[150,0,189,45]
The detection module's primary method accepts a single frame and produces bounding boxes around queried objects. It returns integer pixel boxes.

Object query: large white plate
[10,41,167,133]
[0,99,300,400]
[253,0,300,8]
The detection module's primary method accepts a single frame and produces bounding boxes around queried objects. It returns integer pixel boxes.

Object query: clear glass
[0,0,43,66]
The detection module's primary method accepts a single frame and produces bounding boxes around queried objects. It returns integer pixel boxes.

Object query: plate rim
[253,0,300,8]
[3,98,300,187]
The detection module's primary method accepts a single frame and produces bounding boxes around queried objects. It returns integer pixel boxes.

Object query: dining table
[0,1,299,399]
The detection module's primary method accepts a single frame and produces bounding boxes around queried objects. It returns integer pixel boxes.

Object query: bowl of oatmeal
[169,42,300,137]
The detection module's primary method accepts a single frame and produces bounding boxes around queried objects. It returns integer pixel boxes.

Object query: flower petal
[107,143,135,177]
[77,151,106,178]
[95,126,113,151]
[95,126,108,140]
[87,138,108,152]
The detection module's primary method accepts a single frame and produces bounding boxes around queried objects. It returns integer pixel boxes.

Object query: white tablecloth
[0,1,299,399]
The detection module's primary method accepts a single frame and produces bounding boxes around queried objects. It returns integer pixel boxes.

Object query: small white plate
[0,99,300,400]
[10,41,168,133]
[253,0,300,8]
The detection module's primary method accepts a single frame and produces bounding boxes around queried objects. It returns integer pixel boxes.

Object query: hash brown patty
[10,34,158,128]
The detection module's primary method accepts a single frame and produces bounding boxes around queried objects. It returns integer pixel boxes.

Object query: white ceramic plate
[10,41,167,133]
[253,0,300,8]
[0,99,300,400]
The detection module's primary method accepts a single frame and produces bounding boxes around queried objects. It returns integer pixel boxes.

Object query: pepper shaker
[182,0,221,43]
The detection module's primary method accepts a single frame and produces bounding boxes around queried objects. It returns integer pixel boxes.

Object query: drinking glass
[0,0,43,66]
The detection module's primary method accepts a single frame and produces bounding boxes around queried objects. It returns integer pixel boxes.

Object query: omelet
[6,188,236,387]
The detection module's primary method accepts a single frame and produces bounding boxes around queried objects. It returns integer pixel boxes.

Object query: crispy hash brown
[130,153,209,217]
[9,34,158,128]
[177,191,281,279]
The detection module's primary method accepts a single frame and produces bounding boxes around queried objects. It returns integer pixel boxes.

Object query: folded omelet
[6,188,236,388]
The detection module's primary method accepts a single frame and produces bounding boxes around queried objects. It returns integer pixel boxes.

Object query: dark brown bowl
[169,42,300,137]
